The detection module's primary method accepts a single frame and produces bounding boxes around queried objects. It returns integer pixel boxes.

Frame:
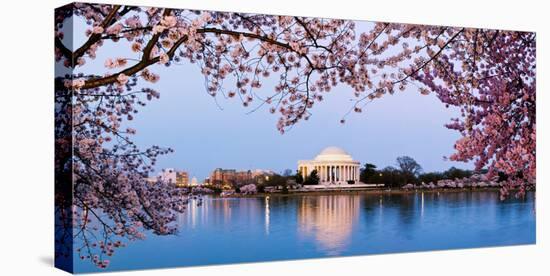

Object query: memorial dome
[314,146,353,162]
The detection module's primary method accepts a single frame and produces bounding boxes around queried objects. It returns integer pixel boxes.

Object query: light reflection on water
[297,195,360,255]
[76,191,536,273]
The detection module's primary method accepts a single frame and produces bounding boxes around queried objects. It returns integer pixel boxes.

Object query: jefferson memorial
[298,146,361,185]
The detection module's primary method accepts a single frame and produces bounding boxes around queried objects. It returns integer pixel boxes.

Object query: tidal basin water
[76,191,535,273]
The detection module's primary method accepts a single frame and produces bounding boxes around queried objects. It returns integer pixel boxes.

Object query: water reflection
[265,196,270,235]
[421,192,424,218]
[76,191,536,273]
[297,195,360,255]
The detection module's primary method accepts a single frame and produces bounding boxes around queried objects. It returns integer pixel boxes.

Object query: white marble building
[298,147,361,185]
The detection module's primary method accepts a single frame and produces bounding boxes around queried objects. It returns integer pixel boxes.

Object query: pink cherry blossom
[159,52,169,65]
[92,26,104,34]
[116,73,128,85]
[160,15,177,28]
[55,3,535,268]
[131,42,142,52]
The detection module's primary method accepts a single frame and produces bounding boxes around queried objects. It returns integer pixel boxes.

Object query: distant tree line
[360,156,478,188]
[245,155,480,192]
[254,168,321,193]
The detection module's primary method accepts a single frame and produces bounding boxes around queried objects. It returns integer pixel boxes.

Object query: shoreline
[215,186,534,198]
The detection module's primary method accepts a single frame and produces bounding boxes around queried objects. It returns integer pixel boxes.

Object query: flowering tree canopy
[55,3,535,269]
[240,184,258,195]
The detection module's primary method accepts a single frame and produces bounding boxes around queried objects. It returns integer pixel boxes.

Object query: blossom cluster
[55,3,536,268]
[239,184,258,195]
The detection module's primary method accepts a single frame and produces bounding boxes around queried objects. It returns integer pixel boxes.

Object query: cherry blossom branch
[61,5,122,64]
[81,27,302,89]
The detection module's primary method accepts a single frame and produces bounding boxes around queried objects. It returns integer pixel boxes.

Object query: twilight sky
[71,14,474,181]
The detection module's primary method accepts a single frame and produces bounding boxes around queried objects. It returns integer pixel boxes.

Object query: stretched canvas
[55,2,536,273]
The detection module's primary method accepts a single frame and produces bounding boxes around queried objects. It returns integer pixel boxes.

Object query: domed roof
[314,146,353,161]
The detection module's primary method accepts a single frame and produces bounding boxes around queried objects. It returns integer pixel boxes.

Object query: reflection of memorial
[298,195,360,255]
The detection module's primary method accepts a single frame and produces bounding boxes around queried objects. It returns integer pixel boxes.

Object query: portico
[298,147,360,185]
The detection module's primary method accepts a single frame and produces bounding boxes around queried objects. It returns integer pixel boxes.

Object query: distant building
[235,170,252,184]
[208,168,274,188]
[176,171,189,187]
[298,146,360,185]
[160,168,177,184]
[151,168,190,187]
[250,169,275,178]
[190,177,199,186]
[209,168,237,187]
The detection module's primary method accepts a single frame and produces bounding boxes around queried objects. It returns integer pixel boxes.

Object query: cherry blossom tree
[55,3,535,269]
[240,184,258,194]
[54,3,366,269]
[342,24,536,198]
